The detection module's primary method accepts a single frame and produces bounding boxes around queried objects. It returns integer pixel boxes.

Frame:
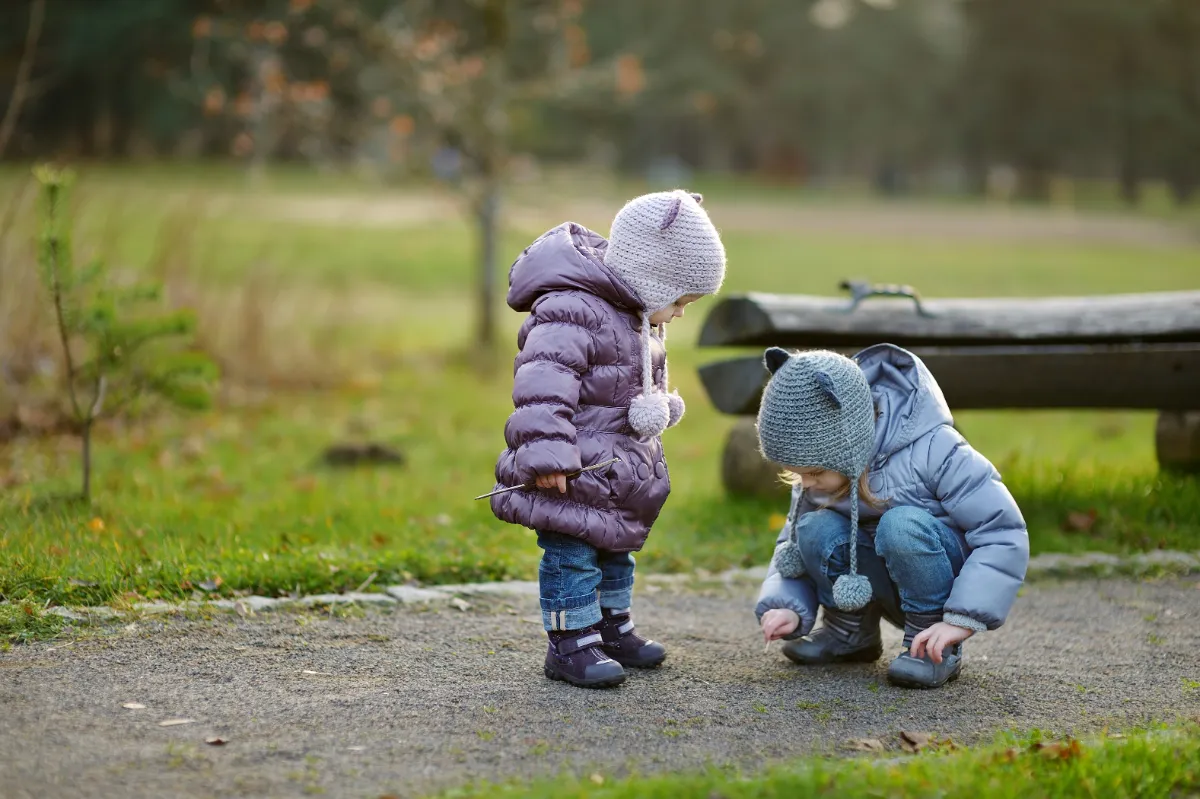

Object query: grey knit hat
[606,190,726,438]
[756,347,877,612]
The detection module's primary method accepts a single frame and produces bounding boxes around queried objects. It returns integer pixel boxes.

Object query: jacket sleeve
[505,296,596,484]
[923,426,1030,631]
[754,487,819,639]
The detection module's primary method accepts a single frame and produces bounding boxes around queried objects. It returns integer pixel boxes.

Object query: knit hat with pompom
[604,190,726,438]
[756,348,877,612]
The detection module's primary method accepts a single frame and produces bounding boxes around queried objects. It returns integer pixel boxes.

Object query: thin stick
[474,457,621,501]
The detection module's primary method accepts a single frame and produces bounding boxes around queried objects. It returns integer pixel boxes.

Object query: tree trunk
[1117,45,1141,207]
[476,183,499,350]
[81,420,92,503]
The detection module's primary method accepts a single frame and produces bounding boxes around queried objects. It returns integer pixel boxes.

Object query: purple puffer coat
[490,223,670,552]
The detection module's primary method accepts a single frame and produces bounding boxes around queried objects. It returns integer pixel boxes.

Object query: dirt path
[2,577,1199,798]
[250,192,1200,249]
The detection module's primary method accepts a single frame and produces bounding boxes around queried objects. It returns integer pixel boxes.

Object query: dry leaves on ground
[845,738,886,752]
[1062,509,1099,533]
[899,730,934,753]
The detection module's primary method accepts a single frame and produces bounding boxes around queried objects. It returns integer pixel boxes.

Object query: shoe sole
[544,666,627,689]
[886,668,961,690]
[782,645,883,666]
[607,652,667,669]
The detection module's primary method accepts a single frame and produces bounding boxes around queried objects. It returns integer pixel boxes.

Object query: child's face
[648,294,705,325]
[785,468,848,494]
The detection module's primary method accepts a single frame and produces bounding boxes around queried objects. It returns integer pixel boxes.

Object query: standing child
[491,191,726,688]
[754,345,1029,688]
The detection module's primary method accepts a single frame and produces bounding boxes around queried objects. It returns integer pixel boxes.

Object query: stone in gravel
[240,596,279,613]
[292,593,397,608]
[47,608,85,621]
[433,581,540,597]
[1128,551,1200,574]
[385,586,451,603]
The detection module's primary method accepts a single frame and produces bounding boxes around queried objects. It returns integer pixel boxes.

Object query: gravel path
[2,577,1198,799]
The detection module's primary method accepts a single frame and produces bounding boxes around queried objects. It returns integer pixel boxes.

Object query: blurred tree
[34,165,216,503]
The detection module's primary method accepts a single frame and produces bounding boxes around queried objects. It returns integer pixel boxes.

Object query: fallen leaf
[450,597,472,612]
[899,730,933,753]
[87,517,105,532]
[1061,509,1098,533]
[846,738,886,752]
[122,702,146,710]
[1032,738,1082,760]
[158,718,195,727]
[205,737,227,746]
[234,601,252,618]
[996,746,1021,763]
[292,475,318,493]
[590,773,605,785]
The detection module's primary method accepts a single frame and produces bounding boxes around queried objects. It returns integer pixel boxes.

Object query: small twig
[355,572,378,593]
[88,375,107,420]
[0,0,47,159]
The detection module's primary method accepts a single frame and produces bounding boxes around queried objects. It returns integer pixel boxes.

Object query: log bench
[697,282,1200,496]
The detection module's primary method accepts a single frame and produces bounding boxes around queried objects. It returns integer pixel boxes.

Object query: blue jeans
[797,506,966,623]
[536,530,635,632]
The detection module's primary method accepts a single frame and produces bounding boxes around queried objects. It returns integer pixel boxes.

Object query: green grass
[435,726,1200,799]
[0,599,65,646]
[1,165,1199,609]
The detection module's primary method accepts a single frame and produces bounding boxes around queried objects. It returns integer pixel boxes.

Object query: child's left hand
[910,622,974,663]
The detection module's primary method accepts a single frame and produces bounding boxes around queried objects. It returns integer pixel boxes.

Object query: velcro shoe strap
[617,620,635,635]
[558,632,604,656]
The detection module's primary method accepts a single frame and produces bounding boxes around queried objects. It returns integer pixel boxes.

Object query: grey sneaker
[886,611,962,689]
[781,604,884,665]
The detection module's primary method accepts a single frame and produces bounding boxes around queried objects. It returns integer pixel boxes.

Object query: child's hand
[910,622,974,663]
[535,473,568,493]
[761,608,801,643]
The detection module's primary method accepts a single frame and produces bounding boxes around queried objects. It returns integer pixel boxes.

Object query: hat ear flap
[814,370,842,408]
[764,347,791,375]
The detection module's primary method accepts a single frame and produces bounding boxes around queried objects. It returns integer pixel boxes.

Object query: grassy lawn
[436,725,1200,799]
[1,166,1198,607]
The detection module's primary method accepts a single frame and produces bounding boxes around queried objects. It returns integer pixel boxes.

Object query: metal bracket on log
[839,280,932,318]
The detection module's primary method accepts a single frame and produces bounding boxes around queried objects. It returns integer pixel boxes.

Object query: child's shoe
[781,604,884,665]
[545,628,627,688]
[886,612,963,689]
[595,607,667,668]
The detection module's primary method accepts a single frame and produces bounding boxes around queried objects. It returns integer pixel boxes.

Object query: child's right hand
[761,608,801,643]
[535,473,568,493]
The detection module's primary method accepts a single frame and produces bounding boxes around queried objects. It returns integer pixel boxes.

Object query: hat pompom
[666,391,686,428]
[832,573,873,612]
[774,541,805,579]
[629,391,670,437]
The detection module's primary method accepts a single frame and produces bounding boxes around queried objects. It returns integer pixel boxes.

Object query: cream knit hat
[605,190,726,313]
[605,191,726,438]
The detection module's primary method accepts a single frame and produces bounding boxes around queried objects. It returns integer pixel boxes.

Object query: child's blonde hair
[780,467,885,509]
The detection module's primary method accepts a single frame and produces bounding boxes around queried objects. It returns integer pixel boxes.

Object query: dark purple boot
[545,628,627,688]
[595,608,667,669]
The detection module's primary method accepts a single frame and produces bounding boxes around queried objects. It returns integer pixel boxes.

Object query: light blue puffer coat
[755,344,1030,635]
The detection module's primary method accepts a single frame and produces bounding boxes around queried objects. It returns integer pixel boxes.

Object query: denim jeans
[796,506,966,623]
[536,530,635,632]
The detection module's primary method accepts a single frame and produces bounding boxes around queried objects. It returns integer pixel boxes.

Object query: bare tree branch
[0,0,48,160]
